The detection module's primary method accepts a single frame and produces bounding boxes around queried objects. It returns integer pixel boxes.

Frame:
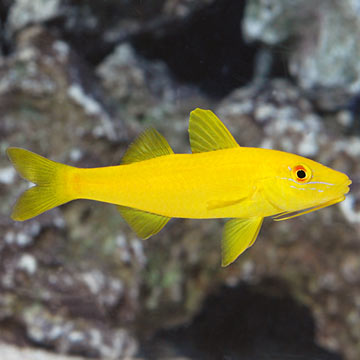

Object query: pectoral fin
[117,206,170,239]
[207,197,247,210]
[222,217,263,267]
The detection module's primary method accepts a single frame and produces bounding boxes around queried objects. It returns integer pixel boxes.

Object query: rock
[113,80,359,358]
[146,282,343,359]
[0,221,142,357]
[0,19,204,360]
[1,1,360,359]
[96,43,181,118]
[0,342,87,360]
[8,0,61,33]
[0,341,144,360]
[0,24,125,235]
[22,306,137,358]
[0,25,138,359]
[0,25,121,151]
[215,79,360,360]
[5,0,216,67]
[289,0,360,109]
[243,0,360,110]
[242,0,306,45]
[163,0,215,17]
[217,80,321,154]
[2,69,359,358]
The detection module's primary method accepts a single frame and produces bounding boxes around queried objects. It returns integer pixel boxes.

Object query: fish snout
[341,177,352,195]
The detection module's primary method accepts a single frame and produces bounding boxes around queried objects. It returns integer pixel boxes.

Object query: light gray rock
[0,342,144,360]
[96,43,187,118]
[243,0,360,109]
[22,306,137,358]
[8,0,61,32]
[242,0,306,44]
[290,1,360,97]
[0,342,87,360]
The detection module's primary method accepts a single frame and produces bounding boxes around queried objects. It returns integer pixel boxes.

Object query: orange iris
[292,164,311,183]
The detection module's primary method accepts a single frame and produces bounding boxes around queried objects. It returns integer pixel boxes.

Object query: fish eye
[296,169,306,179]
[292,164,311,183]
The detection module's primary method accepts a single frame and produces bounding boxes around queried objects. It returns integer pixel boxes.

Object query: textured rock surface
[0,1,360,360]
[0,24,137,360]
[6,0,216,67]
[0,342,87,360]
[216,80,360,359]
[243,0,306,44]
[96,43,191,119]
[8,0,61,32]
[243,0,360,109]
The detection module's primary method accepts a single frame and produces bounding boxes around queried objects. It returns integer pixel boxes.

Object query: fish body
[7,109,351,266]
[72,149,270,219]
[70,148,348,219]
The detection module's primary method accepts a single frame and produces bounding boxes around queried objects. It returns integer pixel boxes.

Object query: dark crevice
[0,0,12,55]
[0,319,29,347]
[347,94,360,134]
[50,0,166,67]
[141,280,343,360]
[131,0,257,98]
[2,0,291,99]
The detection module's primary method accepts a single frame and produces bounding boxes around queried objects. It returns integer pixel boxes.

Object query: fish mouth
[343,178,352,195]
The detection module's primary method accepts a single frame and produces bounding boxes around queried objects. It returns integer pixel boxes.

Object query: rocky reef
[0,1,360,360]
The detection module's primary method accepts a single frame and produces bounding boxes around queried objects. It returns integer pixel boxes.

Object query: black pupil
[297,169,306,179]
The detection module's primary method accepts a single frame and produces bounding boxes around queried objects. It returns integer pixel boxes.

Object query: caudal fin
[7,147,74,221]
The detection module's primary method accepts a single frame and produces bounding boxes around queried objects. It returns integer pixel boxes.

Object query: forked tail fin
[6,147,74,221]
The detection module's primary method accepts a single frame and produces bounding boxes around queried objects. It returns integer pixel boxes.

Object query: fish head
[264,151,351,214]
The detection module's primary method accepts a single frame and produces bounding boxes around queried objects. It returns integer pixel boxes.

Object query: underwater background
[0,0,360,359]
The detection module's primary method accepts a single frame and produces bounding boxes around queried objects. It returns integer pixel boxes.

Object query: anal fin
[222,217,263,267]
[117,206,170,239]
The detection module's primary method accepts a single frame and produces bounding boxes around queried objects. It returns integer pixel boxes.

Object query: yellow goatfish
[7,109,351,266]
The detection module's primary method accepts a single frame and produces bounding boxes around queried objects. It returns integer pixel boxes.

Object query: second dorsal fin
[122,128,174,165]
[189,108,239,153]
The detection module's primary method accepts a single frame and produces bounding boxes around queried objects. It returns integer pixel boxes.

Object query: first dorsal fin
[189,108,239,153]
[122,128,173,165]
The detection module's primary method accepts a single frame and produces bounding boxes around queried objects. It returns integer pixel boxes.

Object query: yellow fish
[7,109,351,266]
